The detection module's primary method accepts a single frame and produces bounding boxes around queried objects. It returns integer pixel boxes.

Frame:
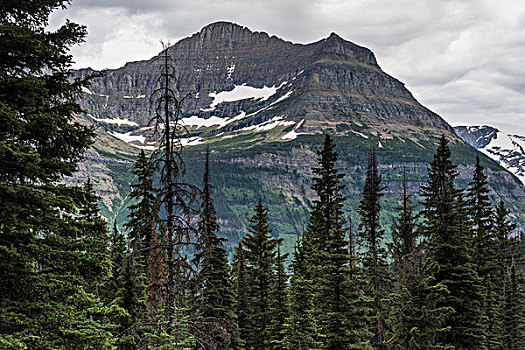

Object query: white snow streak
[203,82,287,111]
[281,119,306,140]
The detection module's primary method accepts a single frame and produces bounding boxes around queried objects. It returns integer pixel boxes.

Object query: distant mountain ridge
[76,21,455,149]
[455,125,525,185]
[72,22,525,246]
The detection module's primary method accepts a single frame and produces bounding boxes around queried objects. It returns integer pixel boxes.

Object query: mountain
[455,125,525,185]
[74,22,525,250]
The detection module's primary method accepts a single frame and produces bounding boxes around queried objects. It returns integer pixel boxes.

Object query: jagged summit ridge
[76,22,455,151]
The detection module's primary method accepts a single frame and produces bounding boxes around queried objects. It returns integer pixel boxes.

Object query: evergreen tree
[358,147,390,350]
[0,1,114,347]
[493,201,519,288]
[241,199,277,349]
[389,171,418,276]
[466,156,500,348]
[232,242,250,348]
[466,156,494,278]
[387,256,454,350]
[125,149,157,256]
[283,231,321,350]
[266,241,289,350]
[306,134,371,349]
[108,221,148,350]
[501,265,525,350]
[193,147,240,350]
[420,136,486,349]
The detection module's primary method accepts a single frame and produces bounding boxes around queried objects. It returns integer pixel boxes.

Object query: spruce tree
[420,136,486,349]
[358,147,390,350]
[283,231,321,350]
[306,134,371,349]
[466,156,494,278]
[0,1,114,347]
[389,171,418,276]
[266,241,289,350]
[501,265,525,350]
[241,199,277,349]
[125,149,157,256]
[193,147,240,350]
[232,242,250,348]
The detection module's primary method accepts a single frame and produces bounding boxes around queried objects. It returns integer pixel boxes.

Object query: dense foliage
[1,1,525,349]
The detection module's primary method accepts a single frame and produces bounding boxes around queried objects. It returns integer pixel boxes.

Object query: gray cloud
[48,0,525,135]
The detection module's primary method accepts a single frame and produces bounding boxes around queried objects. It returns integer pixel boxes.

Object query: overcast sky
[49,0,525,135]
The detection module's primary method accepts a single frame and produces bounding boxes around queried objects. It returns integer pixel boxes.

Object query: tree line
[1,1,524,349]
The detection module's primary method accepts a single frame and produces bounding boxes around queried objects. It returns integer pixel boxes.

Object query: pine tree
[389,172,418,276]
[283,231,321,350]
[0,1,114,347]
[232,242,250,349]
[358,147,390,350]
[241,199,277,349]
[501,264,525,350]
[420,136,486,349]
[266,241,289,350]
[466,156,494,278]
[193,147,240,350]
[387,256,454,350]
[306,134,371,349]
[466,156,500,348]
[125,149,157,256]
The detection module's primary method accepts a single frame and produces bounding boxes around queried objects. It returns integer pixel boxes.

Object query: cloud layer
[49,0,525,134]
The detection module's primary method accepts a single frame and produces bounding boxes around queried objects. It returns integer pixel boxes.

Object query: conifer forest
[1,1,525,349]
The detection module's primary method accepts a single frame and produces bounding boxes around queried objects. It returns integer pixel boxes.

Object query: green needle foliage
[358,147,390,350]
[0,1,114,348]
[303,134,372,349]
[420,136,486,350]
[193,147,241,350]
[240,199,277,349]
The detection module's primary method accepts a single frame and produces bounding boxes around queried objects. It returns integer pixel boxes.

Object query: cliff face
[73,22,525,247]
[77,22,453,142]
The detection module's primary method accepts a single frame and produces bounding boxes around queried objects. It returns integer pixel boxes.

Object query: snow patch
[203,82,287,111]
[82,87,93,95]
[241,116,295,133]
[352,130,369,139]
[281,119,306,140]
[378,141,383,148]
[89,115,139,126]
[180,111,248,129]
[180,137,204,147]
[226,64,235,80]
[110,131,146,144]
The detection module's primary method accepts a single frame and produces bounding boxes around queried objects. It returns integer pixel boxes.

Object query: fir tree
[193,147,240,350]
[241,199,277,349]
[125,149,157,256]
[266,241,289,350]
[420,136,486,349]
[306,134,371,349]
[0,1,114,347]
[466,156,494,278]
[283,231,321,350]
[501,265,525,350]
[358,147,390,350]
[232,242,250,348]
[389,172,418,276]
